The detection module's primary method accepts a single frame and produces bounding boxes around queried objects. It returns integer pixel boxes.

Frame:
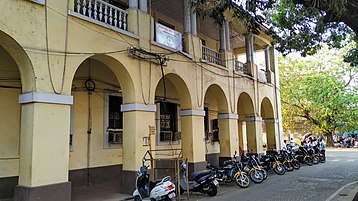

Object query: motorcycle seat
[258,161,265,166]
[189,170,212,181]
[149,180,162,190]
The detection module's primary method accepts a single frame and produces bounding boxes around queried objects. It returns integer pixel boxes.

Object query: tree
[192,0,358,67]
[279,44,358,146]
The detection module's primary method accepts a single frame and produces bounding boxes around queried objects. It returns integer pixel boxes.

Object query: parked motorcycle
[259,150,286,175]
[279,150,294,171]
[207,151,250,188]
[133,159,176,201]
[294,146,314,166]
[286,149,301,170]
[179,161,219,196]
[241,154,266,183]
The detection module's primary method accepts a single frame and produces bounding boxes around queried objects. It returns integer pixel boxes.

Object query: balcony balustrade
[75,0,128,31]
[258,69,268,83]
[202,46,222,66]
[235,60,250,76]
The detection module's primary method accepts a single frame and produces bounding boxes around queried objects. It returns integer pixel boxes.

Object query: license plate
[168,192,175,199]
[213,179,219,186]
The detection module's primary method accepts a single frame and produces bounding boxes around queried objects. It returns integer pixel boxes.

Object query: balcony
[74,0,128,31]
[202,46,222,66]
[235,60,250,76]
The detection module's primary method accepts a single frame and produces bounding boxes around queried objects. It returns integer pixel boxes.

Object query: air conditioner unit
[160,131,173,142]
[108,130,123,144]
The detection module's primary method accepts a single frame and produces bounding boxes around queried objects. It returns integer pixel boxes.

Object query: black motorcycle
[294,146,314,166]
[207,152,250,188]
[241,154,266,183]
[259,150,286,175]
[179,161,219,196]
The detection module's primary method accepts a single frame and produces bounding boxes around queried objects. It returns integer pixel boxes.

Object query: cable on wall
[44,0,70,95]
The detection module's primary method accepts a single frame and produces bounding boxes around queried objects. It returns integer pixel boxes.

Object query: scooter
[179,161,219,197]
[133,159,176,201]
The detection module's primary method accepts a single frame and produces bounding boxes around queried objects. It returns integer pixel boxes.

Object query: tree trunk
[325,132,334,147]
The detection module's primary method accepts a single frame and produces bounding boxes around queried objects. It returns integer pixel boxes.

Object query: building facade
[0,0,284,200]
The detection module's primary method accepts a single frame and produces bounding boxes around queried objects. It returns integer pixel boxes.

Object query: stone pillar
[139,0,147,12]
[129,0,138,8]
[245,33,254,63]
[218,114,239,165]
[264,46,270,71]
[244,115,263,154]
[272,47,284,150]
[120,104,156,194]
[264,46,272,83]
[183,0,191,34]
[179,110,206,173]
[265,118,278,150]
[225,20,230,51]
[190,9,197,36]
[241,121,248,154]
[127,0,139,35]
[220,23,227,51]
[15,92,73,201]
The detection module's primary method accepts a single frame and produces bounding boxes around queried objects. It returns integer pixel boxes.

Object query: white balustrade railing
[75,0,128,31]
[235,60,250,76]
[258,69,268,83]
[202,46,222,66]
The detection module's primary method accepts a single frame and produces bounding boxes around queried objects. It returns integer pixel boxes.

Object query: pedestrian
[290,138,295,147]
[351,137,355,148]
[319,138,326,160]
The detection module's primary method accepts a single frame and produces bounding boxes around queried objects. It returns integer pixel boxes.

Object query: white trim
[218,113,239,119]
[29,0,45,5]
[179,110,205,117]
[244,115,262,122]
[264,118,278,123]
[19,92,73,105]
[121,103,157,112]
[68,11,139,40]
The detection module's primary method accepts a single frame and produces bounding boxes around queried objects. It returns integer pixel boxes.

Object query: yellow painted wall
[0,0,280,182]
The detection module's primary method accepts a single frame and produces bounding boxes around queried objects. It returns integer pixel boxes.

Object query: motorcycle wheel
[206,184,218,197]
[234,173,250,188]
[259,169,268,180]
[313,156,320,164]
[283,161,294,172]
[305,157,313,166]
[320,155,326,163]
[292,160,301,170]
[249,169,264,183]
[273,164,286,175]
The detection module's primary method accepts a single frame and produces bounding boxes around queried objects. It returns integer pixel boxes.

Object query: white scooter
[133,159,176,201]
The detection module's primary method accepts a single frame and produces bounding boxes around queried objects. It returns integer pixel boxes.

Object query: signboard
[155,23,182,51]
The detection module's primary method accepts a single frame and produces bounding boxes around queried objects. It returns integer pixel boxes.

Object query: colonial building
[0,0,283,200]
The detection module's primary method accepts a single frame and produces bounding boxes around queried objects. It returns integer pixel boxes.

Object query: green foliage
[266,0,355,57]
[192,0,358,68]
[279,45,358,136]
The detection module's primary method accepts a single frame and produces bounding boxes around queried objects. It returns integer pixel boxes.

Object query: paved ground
[2,148,357,201]
[191,149,358,201]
